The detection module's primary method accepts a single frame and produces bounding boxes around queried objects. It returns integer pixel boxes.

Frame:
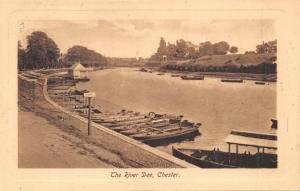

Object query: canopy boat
[172,130,277,168]
[181,75,204,80]
[221,78,243,83]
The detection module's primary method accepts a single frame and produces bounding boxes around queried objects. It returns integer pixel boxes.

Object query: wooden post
[228,143,231,164]
[257,147,260,167]
[236,144,238,154]
[88,97,91,136]
[84,92,96,136]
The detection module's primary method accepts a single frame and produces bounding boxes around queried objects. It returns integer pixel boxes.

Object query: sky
[19,19,276,58]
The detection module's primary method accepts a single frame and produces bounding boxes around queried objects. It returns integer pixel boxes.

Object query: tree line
[18,31,60,70]
[162,62,277,74]
[18,31,107,70]
[149,37,239,62]
[149,37,277,62]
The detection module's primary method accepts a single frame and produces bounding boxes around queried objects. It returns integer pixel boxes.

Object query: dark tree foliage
[18,41,26,71]
[229,46,238,54]
[198,41,214,57]
[26,31,60,69]
[256,40,277,54]
[162,62,276,74]
[175,39,188,58]
[212,41,230,55]
[64,45,107,67]
[157,37,168,55]
[148,38,236,65]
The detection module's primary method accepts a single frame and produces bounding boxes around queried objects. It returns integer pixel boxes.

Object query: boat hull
[139,128,200,146]
[172,147,277,168]
[181,76,204,80]
[221,79,243,83]
[255,81,266,85]
[172,147,237,168]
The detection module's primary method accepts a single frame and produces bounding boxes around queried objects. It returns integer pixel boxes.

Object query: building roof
[225,130,277,150]
[70,62,88,71]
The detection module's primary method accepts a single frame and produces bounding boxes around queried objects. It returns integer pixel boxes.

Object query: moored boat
[221,78,243,83]
[77,78,90,82]
[130,126,200,146]
[172,147,237,168]
[172,130,277,168]
[255,81,266,85]
[181,75,204,80]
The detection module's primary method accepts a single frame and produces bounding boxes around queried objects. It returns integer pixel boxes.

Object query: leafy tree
[64,45,107,67]
[167,43,177,58]
[256,44,265,54]
[198,41,214,57]
[175,39,188,58]
[18,41,26,70]
[213,41,230,55]
[26,31,60,69]
[157,37,168,55]
[256,40,277,54]
[229,46,238,54]
[187,47,197,58]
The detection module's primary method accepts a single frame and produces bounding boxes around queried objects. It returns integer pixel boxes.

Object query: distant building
[68,62,89,80]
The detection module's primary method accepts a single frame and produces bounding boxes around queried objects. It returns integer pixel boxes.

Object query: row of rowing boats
[77,109,201,146]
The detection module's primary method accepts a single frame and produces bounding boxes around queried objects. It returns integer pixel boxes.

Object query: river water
[77,68,276,154]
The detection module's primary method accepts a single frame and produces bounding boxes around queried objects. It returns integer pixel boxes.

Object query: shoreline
[141,67,277,82]
[18,69,195,168]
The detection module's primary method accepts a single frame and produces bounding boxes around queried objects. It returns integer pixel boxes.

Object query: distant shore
[142,67,277,82]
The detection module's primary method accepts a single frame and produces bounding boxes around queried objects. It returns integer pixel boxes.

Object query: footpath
[18,71,195,168]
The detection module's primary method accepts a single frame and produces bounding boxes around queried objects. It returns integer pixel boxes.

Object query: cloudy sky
[19,19,275,58]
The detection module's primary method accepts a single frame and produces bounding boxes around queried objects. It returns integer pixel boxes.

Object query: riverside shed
[68,62,89,80]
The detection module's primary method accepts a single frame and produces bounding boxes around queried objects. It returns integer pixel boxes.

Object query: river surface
[77,68,276,154]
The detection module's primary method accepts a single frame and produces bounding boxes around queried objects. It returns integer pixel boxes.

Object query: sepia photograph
[1,0,300,190]
[18,19,277,168]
